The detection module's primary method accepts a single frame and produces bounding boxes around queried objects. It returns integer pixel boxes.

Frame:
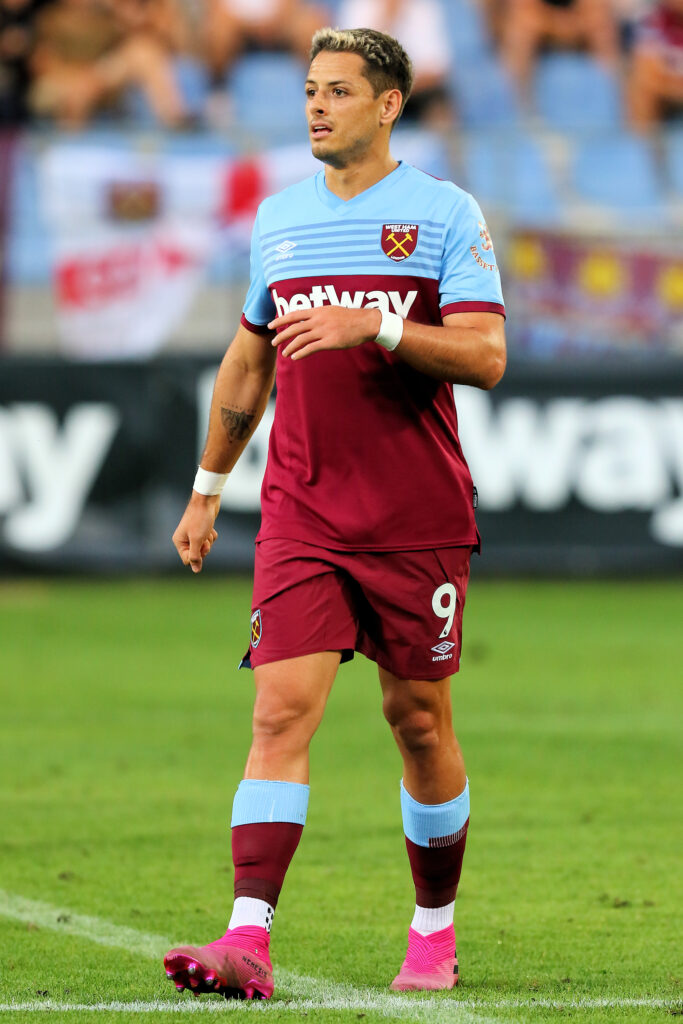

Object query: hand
[269,306,381,361]
[172,492,221,573]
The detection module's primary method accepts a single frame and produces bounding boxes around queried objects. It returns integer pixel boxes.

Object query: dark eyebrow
[305,79,353,87]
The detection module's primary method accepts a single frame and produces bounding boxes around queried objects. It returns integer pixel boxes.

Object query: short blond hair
[310,27,414,121]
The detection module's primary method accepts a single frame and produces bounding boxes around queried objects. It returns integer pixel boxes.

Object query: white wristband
[193,466,229,496]
[375,310,404,352]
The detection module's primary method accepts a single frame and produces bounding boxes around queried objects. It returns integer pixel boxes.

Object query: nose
[307,97,326,116]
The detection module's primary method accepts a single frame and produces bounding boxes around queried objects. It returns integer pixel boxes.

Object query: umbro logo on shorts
[432,641,455,654]
[431,640,455,662]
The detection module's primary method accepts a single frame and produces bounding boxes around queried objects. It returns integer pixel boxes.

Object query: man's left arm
[386,309,506,389]
[269,306,506,390]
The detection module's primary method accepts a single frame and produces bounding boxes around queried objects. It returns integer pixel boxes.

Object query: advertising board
[1,357,681,574]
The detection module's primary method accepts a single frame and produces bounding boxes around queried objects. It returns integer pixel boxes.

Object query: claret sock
[391,779,470,991]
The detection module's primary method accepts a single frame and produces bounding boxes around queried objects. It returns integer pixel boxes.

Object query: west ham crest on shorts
[250,608,262,648]
[381,223,419,262]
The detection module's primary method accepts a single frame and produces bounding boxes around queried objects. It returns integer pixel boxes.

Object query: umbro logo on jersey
[431,640,455,662]
[275,240,297,261]
[272,285,417,318]
[381,223,419,262]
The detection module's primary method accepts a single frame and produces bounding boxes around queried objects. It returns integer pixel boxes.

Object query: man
[498,0,618,99]
[163,27,506,1001]
[628,0,683,130]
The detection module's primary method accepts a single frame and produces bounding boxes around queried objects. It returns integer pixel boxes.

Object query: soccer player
[163,27,506,1000]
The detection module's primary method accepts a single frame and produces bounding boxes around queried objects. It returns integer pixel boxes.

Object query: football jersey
[241,161,505,551]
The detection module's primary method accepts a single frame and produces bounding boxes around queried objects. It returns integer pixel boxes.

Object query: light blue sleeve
[439,192,505,316]
[242,206,276,329]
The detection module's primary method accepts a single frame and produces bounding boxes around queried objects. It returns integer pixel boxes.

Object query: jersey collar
[315,160,408,214]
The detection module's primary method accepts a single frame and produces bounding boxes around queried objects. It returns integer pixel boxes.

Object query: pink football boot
[163,925,273,1000]
[390,924,458,991]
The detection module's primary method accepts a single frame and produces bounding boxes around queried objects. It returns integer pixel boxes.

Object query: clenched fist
[172,492,221,573]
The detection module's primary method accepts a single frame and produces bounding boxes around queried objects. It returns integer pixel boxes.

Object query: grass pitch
[0,575,681,1023]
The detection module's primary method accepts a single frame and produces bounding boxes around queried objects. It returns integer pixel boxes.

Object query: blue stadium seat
[440,0,492,63]
[124,57,211,126]
[533,54,623,131]
[392,129,451,180]
[451,55,520,129]
[572,134,664,216]
[230,53,307,140]
[6,143,51,283]
[174,57,212,119]
[461,134,561,224]
[663,130,683,197]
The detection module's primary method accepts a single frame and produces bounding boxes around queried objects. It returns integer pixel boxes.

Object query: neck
[324,151,399,201]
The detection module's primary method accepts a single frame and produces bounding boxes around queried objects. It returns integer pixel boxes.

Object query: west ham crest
[250,608,262,648]
[381,223,419,262]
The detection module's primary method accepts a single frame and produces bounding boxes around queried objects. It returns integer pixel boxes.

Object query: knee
[252,692,316,742]
[384,702,442,754]
[510,0,542,32]
[121,34,167,73]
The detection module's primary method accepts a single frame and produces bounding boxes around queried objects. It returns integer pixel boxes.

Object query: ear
[379,88,403,128]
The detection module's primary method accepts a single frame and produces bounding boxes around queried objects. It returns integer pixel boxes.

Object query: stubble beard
[312,129,375,170]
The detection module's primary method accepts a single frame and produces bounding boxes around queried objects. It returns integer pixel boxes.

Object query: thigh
[352,546,472,681]
[245,538,358,670]
[252,651,341,725]
[245,651,341,782]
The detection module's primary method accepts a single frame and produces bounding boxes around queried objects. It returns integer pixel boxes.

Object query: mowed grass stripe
[0,892,497,1024]
[2,580,681,1024]
[1,892,680,1019]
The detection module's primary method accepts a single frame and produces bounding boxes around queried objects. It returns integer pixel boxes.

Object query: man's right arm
[172,324,276,573]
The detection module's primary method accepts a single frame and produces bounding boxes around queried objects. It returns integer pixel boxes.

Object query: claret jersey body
[241,161,505,551]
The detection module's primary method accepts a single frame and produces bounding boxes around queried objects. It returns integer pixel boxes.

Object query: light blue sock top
[400,778,470,848]
[231,779,310,827]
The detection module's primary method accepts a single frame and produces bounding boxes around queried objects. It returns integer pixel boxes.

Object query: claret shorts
[241,538,473,681]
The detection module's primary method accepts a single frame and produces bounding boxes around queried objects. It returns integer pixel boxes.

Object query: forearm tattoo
[221,405,256,443]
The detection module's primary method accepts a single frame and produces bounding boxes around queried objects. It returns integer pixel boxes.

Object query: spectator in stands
[628,0,683,128]
[476,0,505,46]
[203,0,327,80]
[28,0,191,128]
[0,0,53,124]
[336,0,453,126]
[497,0,620,99]
[610,0,654,53]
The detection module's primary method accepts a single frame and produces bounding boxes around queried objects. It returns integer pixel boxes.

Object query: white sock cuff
[411,901,455,935]
[228,896,275,933]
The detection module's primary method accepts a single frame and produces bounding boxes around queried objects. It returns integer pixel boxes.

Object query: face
[305,51,397,169]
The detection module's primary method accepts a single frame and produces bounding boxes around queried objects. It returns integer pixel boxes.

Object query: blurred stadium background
[1,0,682,575]
[1,3,682,1018]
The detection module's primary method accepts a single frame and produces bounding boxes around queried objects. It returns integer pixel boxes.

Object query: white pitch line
[0,996,678,1013]
[0,890,170,959]
[0,890,495,1023]
[1,892,677,1019]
